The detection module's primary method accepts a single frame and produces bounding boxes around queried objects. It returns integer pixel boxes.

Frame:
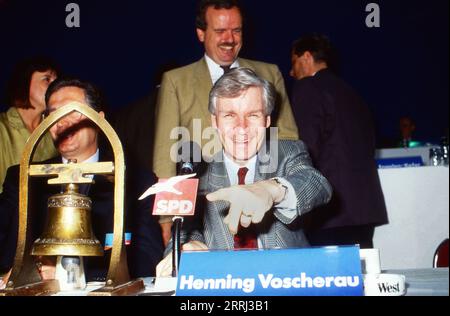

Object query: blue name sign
[176,246,363,296]
[376,156,423,169]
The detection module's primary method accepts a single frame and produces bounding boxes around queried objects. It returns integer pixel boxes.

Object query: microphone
[177,141,203,175]
[179,161,194,175]
[172,141,203,277]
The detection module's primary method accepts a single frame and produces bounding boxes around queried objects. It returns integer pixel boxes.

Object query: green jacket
[0,107,58,193]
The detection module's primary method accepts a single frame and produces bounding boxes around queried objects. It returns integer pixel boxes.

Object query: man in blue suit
[0,78,163,285]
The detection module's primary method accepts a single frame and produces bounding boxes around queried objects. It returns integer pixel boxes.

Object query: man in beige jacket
[153,0,299,244]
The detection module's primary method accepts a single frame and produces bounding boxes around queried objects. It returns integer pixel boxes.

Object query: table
[50,268,449,296]
[385,268,449,296]
[139,269,450,296]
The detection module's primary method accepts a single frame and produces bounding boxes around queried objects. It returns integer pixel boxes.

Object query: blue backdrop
[0,0,448,146]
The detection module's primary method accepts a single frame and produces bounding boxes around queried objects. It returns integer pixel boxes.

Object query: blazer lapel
[206,152,235,249]
[207,152,229,190]
[193,58,214,122]
[254,158,268,182]
[255,141,278,181]
[238,57,250,68]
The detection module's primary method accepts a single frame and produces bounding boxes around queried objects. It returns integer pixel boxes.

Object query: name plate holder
[176,246,363,296]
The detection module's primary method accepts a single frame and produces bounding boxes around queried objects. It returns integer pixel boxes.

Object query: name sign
[176,246,363,296]
[376,156,423,169]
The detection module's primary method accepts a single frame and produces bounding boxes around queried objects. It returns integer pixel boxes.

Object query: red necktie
[237,167,248,185]
[233,167,258,249]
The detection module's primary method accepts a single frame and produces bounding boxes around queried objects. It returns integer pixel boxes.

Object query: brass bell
[31,183,103,257]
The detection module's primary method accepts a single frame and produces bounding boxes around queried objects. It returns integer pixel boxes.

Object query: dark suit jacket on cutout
[291,69,388,230]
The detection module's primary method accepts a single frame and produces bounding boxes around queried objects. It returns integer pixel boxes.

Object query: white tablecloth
[374,166,449,269]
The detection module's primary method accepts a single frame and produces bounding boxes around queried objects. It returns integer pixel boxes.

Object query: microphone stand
[172,155,198,277]
[171,216,184,277]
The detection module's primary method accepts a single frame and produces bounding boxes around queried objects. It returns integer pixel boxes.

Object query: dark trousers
[306,225,375,249]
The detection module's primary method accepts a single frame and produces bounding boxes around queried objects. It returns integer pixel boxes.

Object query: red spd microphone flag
[139,174,198,216]
[152,178,198,216]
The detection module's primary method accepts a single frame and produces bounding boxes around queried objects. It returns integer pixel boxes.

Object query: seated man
[157,68,332,276]
[0,78,163,285]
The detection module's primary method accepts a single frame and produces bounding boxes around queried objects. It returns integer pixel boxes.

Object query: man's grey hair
[208,67,276,115]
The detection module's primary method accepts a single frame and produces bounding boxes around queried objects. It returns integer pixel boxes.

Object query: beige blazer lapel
[193,58,214,124]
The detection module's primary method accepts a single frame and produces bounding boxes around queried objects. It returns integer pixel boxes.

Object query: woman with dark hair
[0,56,59,192]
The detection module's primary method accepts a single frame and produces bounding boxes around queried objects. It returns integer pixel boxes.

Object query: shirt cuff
[274,177,297,220]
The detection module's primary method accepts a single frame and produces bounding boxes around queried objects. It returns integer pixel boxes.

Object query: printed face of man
[28,70,57,112]
[212,86,270,165]
[196,6,243,66]
[47,86,104,162]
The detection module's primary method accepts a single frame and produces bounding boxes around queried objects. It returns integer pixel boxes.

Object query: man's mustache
[53,119,96,147]
[219,42,236,48]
